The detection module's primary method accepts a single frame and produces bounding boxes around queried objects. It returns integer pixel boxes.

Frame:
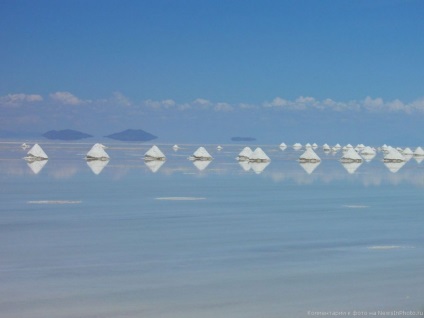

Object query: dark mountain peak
[105,129,157,142]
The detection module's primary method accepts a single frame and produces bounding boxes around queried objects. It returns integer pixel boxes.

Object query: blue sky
[1,0,424,144]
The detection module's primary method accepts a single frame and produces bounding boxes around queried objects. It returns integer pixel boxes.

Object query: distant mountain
[43,129,93,140]
[231,137,256,142]
[105,129,157,142]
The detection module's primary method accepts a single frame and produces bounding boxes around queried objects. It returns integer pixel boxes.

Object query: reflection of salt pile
[414,156,424,164]
[86,143,109,160]
[299,148,320,163]
[341,161,362,174]
[144,145,166,161]
[192,159,211,171]
[238,161,251,172]
[249,148,270,162]
[189,147,213,161]
[279,142,287,150]
[250,161,270,174]
[217,145,223,151]
[299,161,320,175]
[145,160,165,173]
[24,144,48,161]
[384,161,405,173]
[340,148,362,163]
[237,147,253,161]
[27,159,48,174]
[86,159,109,175]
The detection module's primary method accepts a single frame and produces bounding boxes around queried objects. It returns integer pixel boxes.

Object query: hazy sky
[1,0,424,144]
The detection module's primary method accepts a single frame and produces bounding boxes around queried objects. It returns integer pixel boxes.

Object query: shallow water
[1,142,424,317]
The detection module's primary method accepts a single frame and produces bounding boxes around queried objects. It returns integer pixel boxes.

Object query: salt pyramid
[293,143,302,150]
[249,147,271,162]
[86,143,109,160]
[334,144,341,149]
[190,147,213,160]
[299,148,320,163]
[144,145,166,161]
[402,147,413,156]
[172,144,180,151]
[383,147,405,162]
[279,142,287,149]
[340,148,362,163]
[305,143,312,149]
[237,147,253,161]
[322,144,331,151]
[413,147,424,156]
[361,146,376,156]
[217,145,223,150]
[25,144,48,161]
[312,143,318,149]
[21,143,30,149]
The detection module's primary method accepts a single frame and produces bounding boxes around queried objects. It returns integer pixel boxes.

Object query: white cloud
[214,102,234,112]
[0,93,43,107]
[144,99,176,109]
[112,91,132,107]
[49,91,83,105]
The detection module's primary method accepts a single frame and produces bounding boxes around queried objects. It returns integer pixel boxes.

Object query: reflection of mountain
[43,129,92,140]
[145,160,165,173]
[384,161,405,173]
[341,161,362,174]
[27,160,48,174]
[105,129,157,142]
[86,159,109,175]
[299,161,320,175]
[192,160,211,171]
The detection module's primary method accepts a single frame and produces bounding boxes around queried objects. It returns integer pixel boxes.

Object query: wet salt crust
[1,143,424,318]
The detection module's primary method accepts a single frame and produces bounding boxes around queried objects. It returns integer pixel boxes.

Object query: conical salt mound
[340,148,362,163]
[249,147,271,162]
[144,145,165,161]
[190,147,213,160]
[86,143,109,160]
[334,144,341,149]
[299,148,320,162]
[217,145,223,150]
[172,144,180,151]
[279,142,287,148]
[237,147,253,161]
[293,143,302,150]
[414,147,424,156]
[402,147,413,156]
[305,143,312,149]
[312,143,318,149]
[25,144,48,160]
[322,144,331,151]
[361,146,376,156]
[383,147,405,162]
